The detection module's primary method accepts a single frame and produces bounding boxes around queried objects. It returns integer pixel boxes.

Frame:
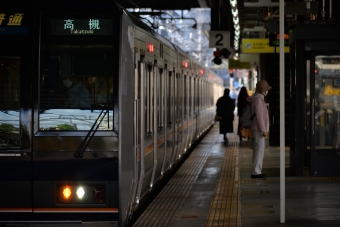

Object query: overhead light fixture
[230,0,237,7]
[232,9,238,17]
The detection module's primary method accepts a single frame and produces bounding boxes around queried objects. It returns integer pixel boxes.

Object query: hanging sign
[209,31,230,48]
[229,59,250,69]
[242,38,289,53]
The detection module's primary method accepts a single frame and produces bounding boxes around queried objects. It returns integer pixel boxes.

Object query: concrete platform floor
[132,122,340,227]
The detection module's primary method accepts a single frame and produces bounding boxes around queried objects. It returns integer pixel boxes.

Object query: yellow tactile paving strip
[133,127,220,227]
[206,133,241,227]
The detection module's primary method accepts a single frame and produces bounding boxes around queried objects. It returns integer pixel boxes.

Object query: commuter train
[0,2,224,226]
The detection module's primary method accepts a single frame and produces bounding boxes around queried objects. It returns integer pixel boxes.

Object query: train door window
[193,78,196,115]
[158,67,164,132]
[194,78,198,114]
[188,76,192,117]
[156,67,160,132]
[204,81,207,109]
[176,73,182,122]
[0,57,20,147]
[167,71,173,128]
[145,64,153,138]
[183,75,187,119]
[202,81,205,109]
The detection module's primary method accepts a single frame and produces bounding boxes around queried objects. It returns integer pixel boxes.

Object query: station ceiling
[115,0,340,51]
[116,0,260,40]
[113,0,340,69]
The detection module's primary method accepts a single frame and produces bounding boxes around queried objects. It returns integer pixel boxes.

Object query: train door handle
[0,153,22,156]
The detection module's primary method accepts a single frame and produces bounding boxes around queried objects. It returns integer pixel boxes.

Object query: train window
[0,57,20,147]
[39,46,114,131]
[167,71,173,128]
[194,78,197,114]
[184,75,187,119]
[176,73,182,121]
[145,64,153,138]
[161,69,166,130]
[158,67,164,132]
[189,76,192,117]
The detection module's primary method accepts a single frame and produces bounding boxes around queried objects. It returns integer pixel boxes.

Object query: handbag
[215,114,222,121]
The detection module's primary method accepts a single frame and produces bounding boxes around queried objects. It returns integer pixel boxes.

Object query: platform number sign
[209,31,230,48]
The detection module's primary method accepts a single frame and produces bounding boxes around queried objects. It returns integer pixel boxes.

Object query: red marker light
[199,69,204,74]
[183,61,188,68]
[147,43,154,53]
[314,69,318,74]
[93,186,105,202]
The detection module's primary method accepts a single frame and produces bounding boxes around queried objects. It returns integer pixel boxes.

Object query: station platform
[132,120,340,227]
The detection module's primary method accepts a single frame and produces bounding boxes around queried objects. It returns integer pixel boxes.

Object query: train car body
[0,2,224,226]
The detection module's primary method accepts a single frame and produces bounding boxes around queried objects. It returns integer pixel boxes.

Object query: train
[0,1,224,226]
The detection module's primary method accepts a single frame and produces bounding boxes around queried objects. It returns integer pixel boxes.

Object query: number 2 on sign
[215,34,223,46]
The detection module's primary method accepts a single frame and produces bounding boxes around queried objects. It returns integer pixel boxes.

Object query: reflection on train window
[39,46,114,131]
[0,57,20,147]
[314,55,340,149]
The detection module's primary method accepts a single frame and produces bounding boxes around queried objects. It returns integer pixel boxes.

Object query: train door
[309,52,340,175]
[135,60,152,201]
[157,66,166,176]
[168,69,176,165]
[175,72,183,158]
[160,67,169,174]
[129,52,142,217]
[150,64,166,187]
[196,78,202,137]
[188,75,194,147]
[182,74,189,153]
[0,43,33,217]
[193,77,199,141]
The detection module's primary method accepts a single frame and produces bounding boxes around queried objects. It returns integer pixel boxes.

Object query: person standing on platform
[216,88,235,143]
[237,86,249,141]
[247,80,271,179]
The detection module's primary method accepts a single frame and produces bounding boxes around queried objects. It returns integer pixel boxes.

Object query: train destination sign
[0,13,28,34]
[51,19,113,35]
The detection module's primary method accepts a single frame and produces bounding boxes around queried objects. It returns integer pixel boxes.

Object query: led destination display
[51,18,113,35]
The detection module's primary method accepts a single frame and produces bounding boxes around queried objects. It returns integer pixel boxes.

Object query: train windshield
[0,57,20,146]
[39,45,114,131]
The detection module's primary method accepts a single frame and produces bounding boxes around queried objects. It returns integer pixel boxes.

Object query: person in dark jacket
[216,88,235,143]
[237,86,249,141]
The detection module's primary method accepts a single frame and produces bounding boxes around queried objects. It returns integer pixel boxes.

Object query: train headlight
[63,187,72,199]
[76,187,85,199]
